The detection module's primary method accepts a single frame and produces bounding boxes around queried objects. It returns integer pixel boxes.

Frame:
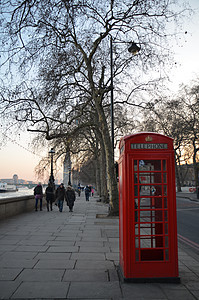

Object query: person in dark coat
[55,183,65,212]
[85,185,90,201]
[65,186,76,212]
[34,183,43,211]
[45,183,54,211]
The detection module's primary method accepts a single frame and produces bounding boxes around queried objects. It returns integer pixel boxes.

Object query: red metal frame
[118,133,179,281]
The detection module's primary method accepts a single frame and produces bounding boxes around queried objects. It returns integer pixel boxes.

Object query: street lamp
[110,39,141,157]
[68,165,71,186]
[49,148,55,186]
[128,41,141,55]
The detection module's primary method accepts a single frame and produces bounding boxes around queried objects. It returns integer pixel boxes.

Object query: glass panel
[140,210,163,222]
[164,197,167,208]
[139,173,165,184]
[163,173,167,183]
[163,160,166,171]
[154,223,163,235]
[139,173,154,184]
[134,160,138,171]
[139,160,161,171]
[164,211,168,221]
[164,185,167,196]
[139,198,163,209]
[165,236,169,247]
[140,236,164,248]
[165,249,169,261]
[140,185,163,196]
[135,225,139,235]
[165,223,168,234]
[140,198,153,208]
[140,223,156,236]
[136,250,139,261]
[135,237,139,248]
[140,185,151,196]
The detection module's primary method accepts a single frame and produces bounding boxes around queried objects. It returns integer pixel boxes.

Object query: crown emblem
[145,135,152,142]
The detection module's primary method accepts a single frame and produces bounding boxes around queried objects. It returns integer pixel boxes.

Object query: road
[177,196,199,254]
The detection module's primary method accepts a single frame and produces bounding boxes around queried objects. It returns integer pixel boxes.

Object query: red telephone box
[118,132,179,282]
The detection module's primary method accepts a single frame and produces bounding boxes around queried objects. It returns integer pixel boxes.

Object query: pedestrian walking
[91,188,94,196]
[85,185,90,201]
[45,183,54,211]
[77,186,81,196]
[55,183,65,212]
[34,183,43,211]
[65,186,76,212]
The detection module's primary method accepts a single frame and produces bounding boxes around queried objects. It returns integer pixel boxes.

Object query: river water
[0,187,34,200]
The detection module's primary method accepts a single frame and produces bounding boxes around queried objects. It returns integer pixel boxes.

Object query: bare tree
[0,0,191,214]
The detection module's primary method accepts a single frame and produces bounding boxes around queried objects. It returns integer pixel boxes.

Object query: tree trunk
[95,157,101,197]
[95,97,119,215]
[175,163,182,192]
[99,143,108,203]
[174,152,182,192]
[193,144,199,191]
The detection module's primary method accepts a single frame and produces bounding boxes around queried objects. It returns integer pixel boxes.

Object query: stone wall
[0,196,36,219]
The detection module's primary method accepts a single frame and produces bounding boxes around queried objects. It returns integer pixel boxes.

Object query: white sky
[0,0,199,182]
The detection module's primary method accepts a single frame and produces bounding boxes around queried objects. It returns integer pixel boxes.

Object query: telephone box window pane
[140,210,163,222]
[164,211,168,221]
[135,225,139,235]
[139,160,161,171]
[140,185,151,196]
[134,160,138,171]
[140,223,164,235]
[140,198,149,208]
[163,173,167,183]
[164,198,168,208]
[164,185,167,196]
[165,249,169,261]
[163,160,166,171]
[155,211,163,221]
[153,173,162,184]
[140,185,163,196]
[140,236,164,248]
[165,223,168,234]
[139,173,162,184]
[165,236,169,247]
[140,198,152,208]
[135,237,139,248]
[140,223,155,236]
[134,185,138,197]
[136,250,139,261]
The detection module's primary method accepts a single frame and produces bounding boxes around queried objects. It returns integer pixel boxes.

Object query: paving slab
[67,281,122,299]
[0,268,22,280]
[11,281,70,299]
[62,269,108,282]
[0,281,21,299]
[17,269,64,282]
[34,259,76,269]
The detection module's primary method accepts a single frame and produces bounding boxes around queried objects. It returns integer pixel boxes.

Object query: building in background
[63,153,71,187]
[13,174,18,185]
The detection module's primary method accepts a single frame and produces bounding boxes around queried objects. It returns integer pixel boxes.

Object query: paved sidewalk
[0,194,199,299]
[176,191,198,202]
